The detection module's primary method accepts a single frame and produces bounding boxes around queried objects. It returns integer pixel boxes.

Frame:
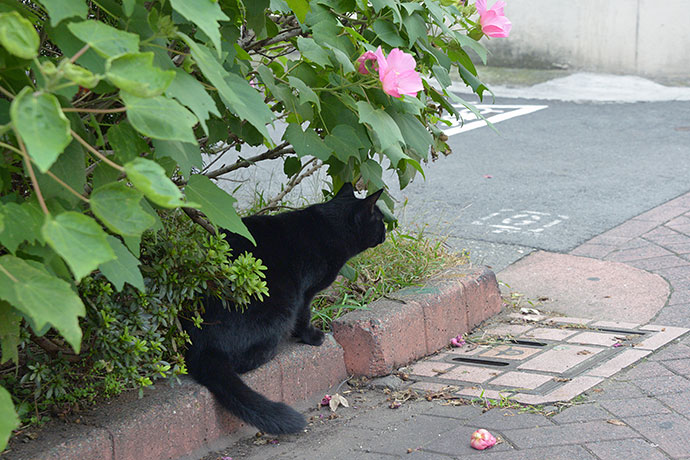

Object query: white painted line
[443,104,548,137]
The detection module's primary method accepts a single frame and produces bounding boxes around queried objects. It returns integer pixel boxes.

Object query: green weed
[311,228,468,330]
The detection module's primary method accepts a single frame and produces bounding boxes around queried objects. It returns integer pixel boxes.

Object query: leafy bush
[0,0,499,448]
[0,211,267,428]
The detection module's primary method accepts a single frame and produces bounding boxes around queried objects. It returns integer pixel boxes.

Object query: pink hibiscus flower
[356,46,423,98]
[476,0,512,38]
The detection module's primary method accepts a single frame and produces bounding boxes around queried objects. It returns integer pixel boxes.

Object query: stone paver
[566,331,623,346]
[623,413,690,458]
[633,375,690,396]
[586,439,672,460]
[551,403,611,423]
[502,420,638,449]
[662,358,690,376]
[522,327,577,341]
[488,371,553,390]
[516,344,603,373]
[624,361,676,379]
[598,397,672,418]
[455,446,598,460]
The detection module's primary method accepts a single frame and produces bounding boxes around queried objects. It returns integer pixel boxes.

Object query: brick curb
[332,266,502,377]
[4,265,501,460]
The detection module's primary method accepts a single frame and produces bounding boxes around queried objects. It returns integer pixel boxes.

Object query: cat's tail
[191,352,306,435]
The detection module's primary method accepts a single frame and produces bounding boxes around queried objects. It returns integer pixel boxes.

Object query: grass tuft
[311,228,469,330]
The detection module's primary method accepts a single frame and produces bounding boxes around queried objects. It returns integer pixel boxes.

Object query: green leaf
[356,101,408,166]
[283,124,332,161]
[121,91,197,144]
[370,0,402,24]
[286,0,311,22]
[124,157,194,208]
[10,87,72,173]
[106,52,175,98]
[391,112,432,159]
[185,175,255,244]
[99,235,144,291]
[0,301,21,364]
[107,122,149,164]
[403,12,426,46]
[0,254,85,352]
[360,159,385,189]
[67,20,139,57]
[0,202,45,253]
[42,212,116,281]
[296,37,331,67]
[122,0,135,16]
[372,19,405,47]
[19,242,72,281]
[165,69,220,135]
[287,76,321,110]
[0,385,19,451]
[325,45,356,74]
[246,0,270,37]
[457,65,489,100]
[283,157,301,177]
[180,35,274,140]
[62,60,100,88]
[423,0,452,34]
[34,140,86,208]
[432,64,451,88]
[454,31,488,64]
[0,11,39,59]
[152,139,202,178]
[37,0,87,27]
[325,124,365,162]
[90,182,155,237]
[169,0,228,56]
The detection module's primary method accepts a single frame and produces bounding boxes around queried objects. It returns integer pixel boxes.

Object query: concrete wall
[483,0,690,79]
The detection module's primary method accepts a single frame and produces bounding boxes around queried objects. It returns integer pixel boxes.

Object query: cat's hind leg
[233,341,279,373]
[292,300,325,346]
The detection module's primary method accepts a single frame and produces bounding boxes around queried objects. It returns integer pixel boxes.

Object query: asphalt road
[391,87,690,271]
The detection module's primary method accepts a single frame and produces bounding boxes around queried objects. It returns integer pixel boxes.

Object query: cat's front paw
[299,326,325,346]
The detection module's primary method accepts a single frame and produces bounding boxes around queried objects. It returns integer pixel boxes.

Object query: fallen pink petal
[321,395,332,406]
[450,335,466,347]
[475,0,512,38]
[470,428,497,450]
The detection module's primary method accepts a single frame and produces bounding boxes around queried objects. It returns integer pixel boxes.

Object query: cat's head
[333,183,386,251]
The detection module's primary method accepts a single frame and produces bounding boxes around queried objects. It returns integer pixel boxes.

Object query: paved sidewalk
[200,191,690,460]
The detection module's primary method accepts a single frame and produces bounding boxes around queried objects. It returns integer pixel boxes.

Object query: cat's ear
[362,189,384,213]
[335,182,355,198]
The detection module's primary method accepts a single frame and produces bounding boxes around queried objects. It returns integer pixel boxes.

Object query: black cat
[184,184,385,434]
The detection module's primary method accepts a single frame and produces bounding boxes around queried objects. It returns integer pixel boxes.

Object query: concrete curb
[4,265,501,460]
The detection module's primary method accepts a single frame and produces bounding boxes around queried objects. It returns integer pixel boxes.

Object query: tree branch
[243,27,303,52]
[266,158,323,208]
[31,335,82,363]
[204,142,295,179]
[14,130,49,215]
[182,207,215,235]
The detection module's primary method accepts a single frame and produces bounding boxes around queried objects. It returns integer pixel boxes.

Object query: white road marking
[471,209,569,235]
[443,104,548,137]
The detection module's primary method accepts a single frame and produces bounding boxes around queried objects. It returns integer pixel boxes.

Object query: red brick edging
[4,265,501,460]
